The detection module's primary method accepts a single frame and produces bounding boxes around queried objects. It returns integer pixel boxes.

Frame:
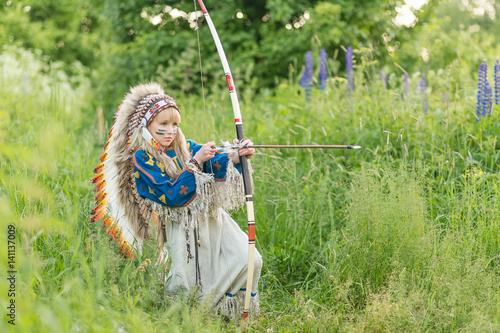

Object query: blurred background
[1,0,499,115]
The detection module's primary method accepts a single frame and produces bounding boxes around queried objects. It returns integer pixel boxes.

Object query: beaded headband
[141,99,178,127]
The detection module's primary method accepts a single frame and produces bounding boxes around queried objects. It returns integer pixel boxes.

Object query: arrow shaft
[243,144,361,149]
[217,144,362,150]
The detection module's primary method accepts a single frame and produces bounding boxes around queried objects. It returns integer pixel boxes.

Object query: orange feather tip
[120,243,135,259]
[93,163,104,174]
[99,153,108,162]
[89,210,105,223]
[95,180,106,192]
[152,141,162,151]
[94,191,107,202]
[118,240,128,251]
[91,173,104,184]
[94,210,105,219]
[101,217,113,227]
[90,200,107,215]
[107,226,119,240]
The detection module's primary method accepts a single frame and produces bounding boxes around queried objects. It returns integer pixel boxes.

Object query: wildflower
[476,60,486,120]
[481,61,489,117]
[420,74,428,115]
[483,76,492,116]
[346,46,354,92]
[476,60,494,119]
[319,48,328,93]
[494,59,499,105]
[300,51,313,102]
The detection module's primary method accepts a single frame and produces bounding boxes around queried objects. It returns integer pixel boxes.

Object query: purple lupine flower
[300,51,313,102]
[482,62,487,117]
[480,60,491,117]
[402,73,409,100]
[476,60,486,120]
[346,46,354,92]
[380,69,387,89]
[319,48,328,93]
[420,74,428,115]
[485,80,493,116]
[494,59,499,105]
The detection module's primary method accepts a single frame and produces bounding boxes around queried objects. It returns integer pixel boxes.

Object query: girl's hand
[194,141,217,163]
[232,139,255,164]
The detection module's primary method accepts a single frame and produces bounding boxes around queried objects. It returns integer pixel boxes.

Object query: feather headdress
[90,83,248,261]
[90,83,178,259]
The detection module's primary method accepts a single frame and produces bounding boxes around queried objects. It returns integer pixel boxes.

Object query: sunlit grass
[1,46,499,331]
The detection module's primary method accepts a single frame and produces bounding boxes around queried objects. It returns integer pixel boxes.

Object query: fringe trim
[215,157,251,212]
[215,291,260,321]
[147,158,249,263]
[150,158,247,234]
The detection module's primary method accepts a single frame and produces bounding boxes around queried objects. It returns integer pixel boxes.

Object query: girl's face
[148,108,180,147]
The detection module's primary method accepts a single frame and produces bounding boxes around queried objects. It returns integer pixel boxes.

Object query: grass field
[1,46,499,332]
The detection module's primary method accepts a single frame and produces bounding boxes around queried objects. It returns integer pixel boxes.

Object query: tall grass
[1,46,499,331]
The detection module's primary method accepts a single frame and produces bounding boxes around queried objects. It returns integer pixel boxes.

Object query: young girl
[91,82,262,318]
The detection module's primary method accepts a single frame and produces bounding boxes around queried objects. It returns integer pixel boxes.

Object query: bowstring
[193,0,234,297]
[193,0,214,175]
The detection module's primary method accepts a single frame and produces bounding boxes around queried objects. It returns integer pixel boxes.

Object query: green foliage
[88,0,408,114]
[307,2,343,45]
[341,168,431,291]
[392,0,500,78]
[0,0,101,69]
[4,0,499,118]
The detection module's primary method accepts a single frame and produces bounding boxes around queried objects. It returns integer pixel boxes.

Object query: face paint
[148,121,178,148]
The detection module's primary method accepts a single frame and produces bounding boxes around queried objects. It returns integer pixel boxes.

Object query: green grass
[1,46,500,332]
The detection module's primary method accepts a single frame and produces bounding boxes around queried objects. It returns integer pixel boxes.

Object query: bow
[195,0,256,320]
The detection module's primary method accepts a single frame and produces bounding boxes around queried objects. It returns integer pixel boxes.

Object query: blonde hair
[152,106,181,125]
[144,107,191,178]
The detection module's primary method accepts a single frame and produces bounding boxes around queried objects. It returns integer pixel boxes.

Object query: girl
[91,82,262,318]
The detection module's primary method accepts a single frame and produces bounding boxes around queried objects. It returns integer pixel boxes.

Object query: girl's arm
[133,150,197,207]
[189,139,254,181]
